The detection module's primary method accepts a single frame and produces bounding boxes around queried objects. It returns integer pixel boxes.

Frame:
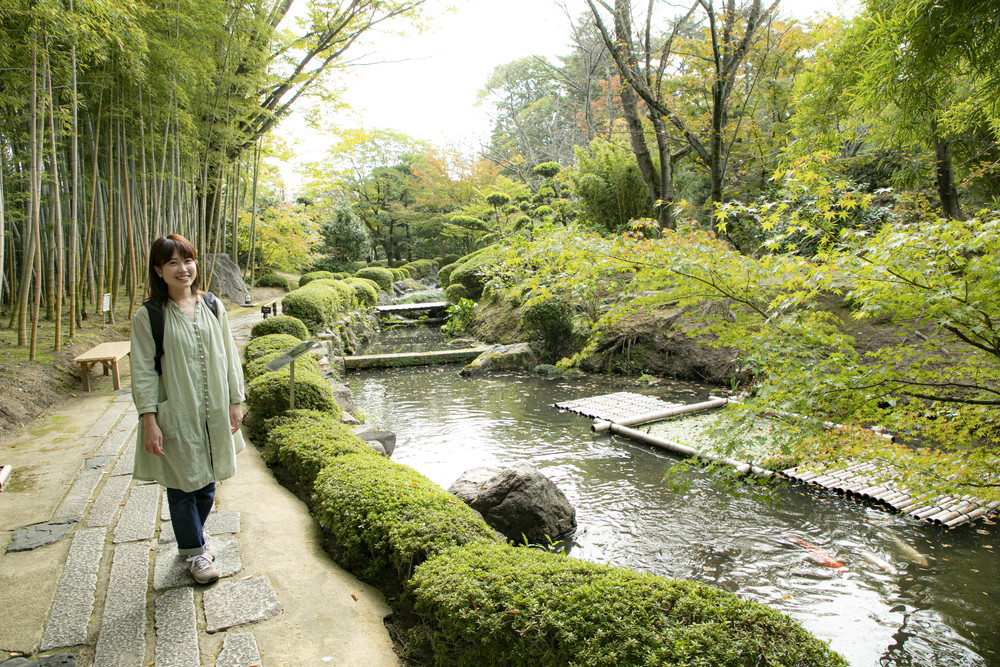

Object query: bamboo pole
[606,423,773,478]
[591,396,729,433]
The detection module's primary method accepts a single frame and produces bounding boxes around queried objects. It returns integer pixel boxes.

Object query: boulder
[459,343,538,377]
[448,463,576,543]
[327,380,356,414]
[353,426,396,457]
[204,253,249,304]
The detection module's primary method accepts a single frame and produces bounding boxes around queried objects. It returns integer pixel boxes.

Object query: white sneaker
[186,553,219,584]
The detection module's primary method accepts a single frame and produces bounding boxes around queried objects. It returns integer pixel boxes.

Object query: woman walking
[131,234,246,584]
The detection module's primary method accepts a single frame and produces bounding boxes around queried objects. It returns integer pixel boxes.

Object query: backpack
[143,292,220,375]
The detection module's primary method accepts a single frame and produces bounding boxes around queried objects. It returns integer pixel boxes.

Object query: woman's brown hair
[147,234,201,303]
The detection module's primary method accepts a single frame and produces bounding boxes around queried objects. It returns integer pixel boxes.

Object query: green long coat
[130,296,245,492]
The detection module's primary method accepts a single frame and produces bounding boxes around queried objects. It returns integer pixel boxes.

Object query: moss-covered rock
[355,267,394,293]
[250,315,310,341]
[408,542,847,667]
[312,454,499,586]
[264,410,377,489]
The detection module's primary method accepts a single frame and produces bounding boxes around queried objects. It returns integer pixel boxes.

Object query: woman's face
[155,250,197,293]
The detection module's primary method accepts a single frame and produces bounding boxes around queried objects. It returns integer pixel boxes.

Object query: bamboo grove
[0,0,424,359]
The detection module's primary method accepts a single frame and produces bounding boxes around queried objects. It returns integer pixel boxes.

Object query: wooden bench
[73,341,131,392]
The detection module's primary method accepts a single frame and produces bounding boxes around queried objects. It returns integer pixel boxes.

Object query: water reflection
[348,353,1000,667]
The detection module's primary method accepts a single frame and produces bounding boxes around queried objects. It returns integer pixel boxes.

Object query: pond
[348,329,1000,666]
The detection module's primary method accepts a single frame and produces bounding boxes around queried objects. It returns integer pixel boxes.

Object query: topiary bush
[355,267,393,292]
[244,333,304,362]
[440,254,460,267]
[407,541,847,667]
[250,315,309,341]
[438,262,458,287]
[309,279,355,311]
[299,270,340,287]
[401,258,436,280]
[281,281,348,333]
[448,246,500,299]
[444,284,468,304]
[245,367,339,443]
[389,267,408,282]
[343,277,379,308]
[243,349,320,382]
[256,273,292,291]
[312,454,499,586]
[264,410,377,490]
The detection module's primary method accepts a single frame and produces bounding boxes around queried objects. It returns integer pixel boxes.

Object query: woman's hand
[142,413,164,456]
[229,403,243,434]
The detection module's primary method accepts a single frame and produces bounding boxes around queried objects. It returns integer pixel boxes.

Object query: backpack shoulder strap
[201,292,220,319]
[143,299,165,375]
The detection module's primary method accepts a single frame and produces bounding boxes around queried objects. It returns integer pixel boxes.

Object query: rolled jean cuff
[178,544,207,557]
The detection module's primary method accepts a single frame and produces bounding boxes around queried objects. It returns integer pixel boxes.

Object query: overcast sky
[275,0,861,188]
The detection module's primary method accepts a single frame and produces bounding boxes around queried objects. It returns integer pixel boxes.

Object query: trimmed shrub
[438,262,458,286]
[250,315,309,341]
[244,349,320,382]
[408,542,847,667]
[299,270,339,287]
[444,284,468,304]
[310,257,362,274]
[281,281,348,333]
[310,279,355,310]
[523,299,576,363]
[256,273,291,291]
[401,258,436,279]
[448,247,500,299]
[343,277,379,308]
[355,267,393,292]
[245,368,339,442]
[389,267,408,282]
[368,259,389,267]
[312,454,499,585]
[440,254,461,267]
[244,334,303,362]
[264,410,377,489]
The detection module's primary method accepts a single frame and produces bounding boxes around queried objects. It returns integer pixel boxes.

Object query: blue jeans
[165,482,215,556]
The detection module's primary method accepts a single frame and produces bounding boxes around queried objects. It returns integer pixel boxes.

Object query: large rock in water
[459,343,538,377]
[449,463,576,543]
[204,253,249,304]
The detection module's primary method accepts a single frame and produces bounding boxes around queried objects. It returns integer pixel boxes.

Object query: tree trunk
[931,121,963,220]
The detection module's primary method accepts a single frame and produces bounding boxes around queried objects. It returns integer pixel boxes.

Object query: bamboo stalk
[607,423,773,478]
[591,397,729,433]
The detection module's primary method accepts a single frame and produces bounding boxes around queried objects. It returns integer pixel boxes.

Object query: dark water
[349,332,1000,666]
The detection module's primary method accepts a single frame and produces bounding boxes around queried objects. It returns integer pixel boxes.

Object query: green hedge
[438,261,458,286]
[299,270,340,287]
[343,277,379,308]
[448,246,500,299]
[245,367,339,442]
[408,542,847,667]
[244,333,303,362]
[440,254,461,267]
[256,273,292,291]
[264,410,377,489]
[312,454,499,585]
[281,281,348,333]
[389,267,408,282]
[355,267,393,292]
[444,284,468,304]
[244,349,320,382]
[401,258,436,279]
[250,315,309,341]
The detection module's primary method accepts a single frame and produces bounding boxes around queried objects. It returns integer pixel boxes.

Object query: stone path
[26,393,272,667]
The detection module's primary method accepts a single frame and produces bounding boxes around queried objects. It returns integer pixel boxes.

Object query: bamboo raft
[556,392,998,529]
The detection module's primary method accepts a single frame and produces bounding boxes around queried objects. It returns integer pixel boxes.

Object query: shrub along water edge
[250,315,310,341]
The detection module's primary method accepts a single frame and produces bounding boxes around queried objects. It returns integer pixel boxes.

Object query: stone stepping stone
[216,632,262,667]
[7,517,79,553]
[85,456,113,469]
[87,475,132,528]
[154,587,200,667]
[85,401,128,439]
[153,536,242,590]
[54,468,103,519]
[40,527,106,650]
[96,419,137,458]
[110,436,136,476]
[204,576,281,634]
[94,542,150,667]
[158,512,241,543]
[113,483,160,543]
[1,654,78,666]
